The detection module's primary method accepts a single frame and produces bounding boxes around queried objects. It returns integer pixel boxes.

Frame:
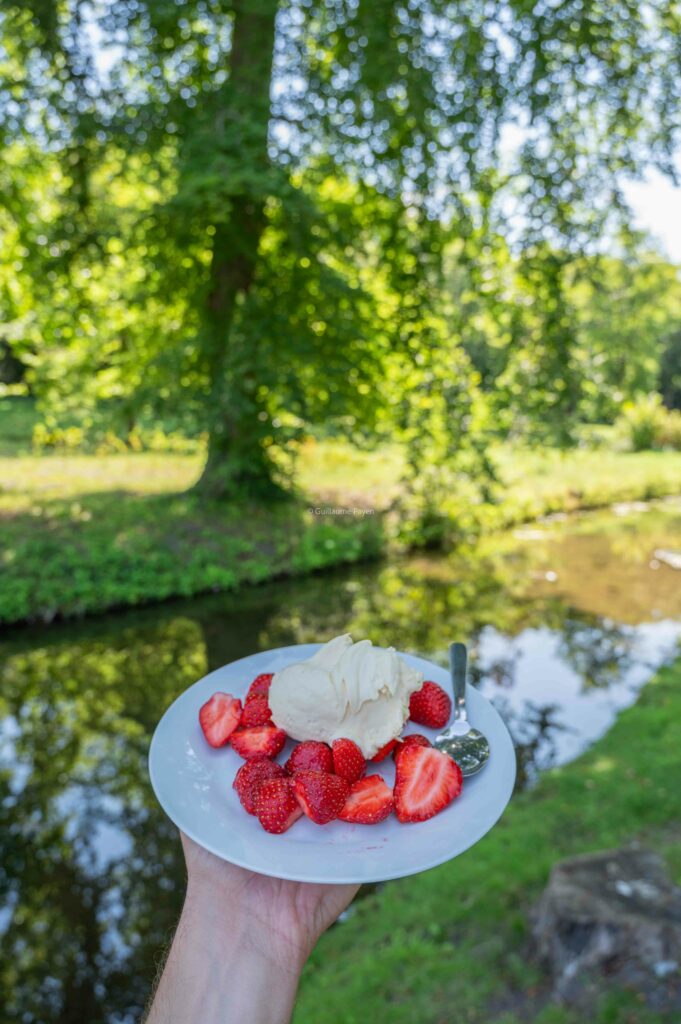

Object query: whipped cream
[268,634,423,758]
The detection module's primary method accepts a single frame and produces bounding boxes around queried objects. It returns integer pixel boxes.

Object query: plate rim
[149,643,516,884]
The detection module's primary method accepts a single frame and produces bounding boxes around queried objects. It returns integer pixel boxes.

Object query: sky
[622,169,681,265]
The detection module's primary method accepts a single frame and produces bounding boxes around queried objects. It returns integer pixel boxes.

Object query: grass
[293,654,681,1024]
[494,446,681,526]
[1,397,681,624]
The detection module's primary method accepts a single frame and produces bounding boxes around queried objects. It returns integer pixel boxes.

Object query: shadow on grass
[0,487,386,625]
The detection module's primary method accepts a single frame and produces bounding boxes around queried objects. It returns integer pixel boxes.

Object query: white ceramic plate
[149,644,516,884]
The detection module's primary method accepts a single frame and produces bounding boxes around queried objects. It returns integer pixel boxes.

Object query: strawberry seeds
[199,674,462,833]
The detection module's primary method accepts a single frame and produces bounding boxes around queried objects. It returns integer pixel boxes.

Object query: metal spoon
[434,642,490,776]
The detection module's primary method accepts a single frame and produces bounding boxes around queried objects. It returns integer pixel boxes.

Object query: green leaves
[3,0,681,502]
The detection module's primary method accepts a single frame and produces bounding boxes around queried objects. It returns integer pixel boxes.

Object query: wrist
[184,877,309,976]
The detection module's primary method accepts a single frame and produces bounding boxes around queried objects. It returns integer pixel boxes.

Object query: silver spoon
[434,642,490,776]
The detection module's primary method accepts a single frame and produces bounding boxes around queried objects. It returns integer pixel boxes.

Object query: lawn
[293,654,681,1024]
[1,397,681,624]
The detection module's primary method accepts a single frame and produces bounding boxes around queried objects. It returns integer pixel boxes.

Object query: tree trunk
[195,0,280,500]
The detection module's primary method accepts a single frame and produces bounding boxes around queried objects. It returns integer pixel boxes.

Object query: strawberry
[199,692,243,748]
[240,694,272,728]
[409,681,452,729]
[246,673,273,701]
[285,740,333,776]
[332,738,366,784]
[233,756,287,815]
[255,777,303,834]
[392,733,432,762]
[394,745,462,823]
[339,775,394,824]
[370,738,398,762]
[293,770,349,825]
[230,724,287,760]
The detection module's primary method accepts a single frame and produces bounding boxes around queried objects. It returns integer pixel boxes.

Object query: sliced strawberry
[332,738,366,783]
[285,740,333,776]
[230,724,287,760]
[233,756,287,815]
[392,733,432,762]
[246,673,274,701]
[293,770,349,825]
[240,694,272,728]
[255,777,303,834]
[370,738,398,762]
[394,745,462,823]
[199,692,243,748]
[409,681,452,729]
[339,775,394,824]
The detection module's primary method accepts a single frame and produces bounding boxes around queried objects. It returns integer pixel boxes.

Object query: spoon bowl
[434,642,490,776]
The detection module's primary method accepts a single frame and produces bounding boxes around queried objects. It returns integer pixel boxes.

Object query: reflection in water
[1,501,680,1022]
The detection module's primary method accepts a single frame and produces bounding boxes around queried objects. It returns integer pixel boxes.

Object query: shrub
[616,394,681,452]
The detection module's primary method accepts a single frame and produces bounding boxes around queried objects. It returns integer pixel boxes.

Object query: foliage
[660,328,681,412]
[2,0,681,494]
[2,406,681,623]
[456,244,681,437]
[616,393,681,452]
[570,254,681,424]
[0,489,384,624]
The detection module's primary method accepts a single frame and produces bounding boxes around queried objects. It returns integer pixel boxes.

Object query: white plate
[149,644,516,884]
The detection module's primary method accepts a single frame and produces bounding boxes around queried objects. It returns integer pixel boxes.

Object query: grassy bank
[1,399,681,625]
[294,655,681,1024]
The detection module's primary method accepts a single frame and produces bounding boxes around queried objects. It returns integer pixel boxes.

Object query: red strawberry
[285,741,333,776]
[339,775,394,824]
[230,724,287,760]
[293,770,349,825]
[409,681,452,729]
[246,673,273,701]
[370,738,398,762]
[255,777,303,834]
[394,745,462,823]
[199,692,243,748]
[240,694,272,728]
[233,756,287,815]
[332,738,366,784]
[392,733,432,762]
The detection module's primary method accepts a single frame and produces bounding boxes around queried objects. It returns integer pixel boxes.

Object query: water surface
[1,499,680,1022]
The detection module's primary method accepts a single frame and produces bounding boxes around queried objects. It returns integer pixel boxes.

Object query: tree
[3,1,681,494]
[660,328,681,411]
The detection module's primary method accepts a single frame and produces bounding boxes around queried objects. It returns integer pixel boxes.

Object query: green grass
[1,397,681,623]
[495,446,681,526]
[293,655,681,1024]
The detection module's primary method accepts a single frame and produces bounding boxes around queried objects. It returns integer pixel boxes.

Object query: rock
[532,847,681,1010]
[653,548,681,571]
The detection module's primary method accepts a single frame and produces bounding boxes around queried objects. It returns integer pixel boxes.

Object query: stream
[1,498,680,1022]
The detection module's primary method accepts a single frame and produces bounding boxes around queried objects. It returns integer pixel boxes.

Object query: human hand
[145,832,360,1024]
[181,831,360,973]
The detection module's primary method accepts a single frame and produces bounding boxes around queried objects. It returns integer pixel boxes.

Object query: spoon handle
[449,642,468,723]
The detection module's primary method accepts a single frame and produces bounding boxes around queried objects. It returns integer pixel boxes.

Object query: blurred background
[1,1,681,1022]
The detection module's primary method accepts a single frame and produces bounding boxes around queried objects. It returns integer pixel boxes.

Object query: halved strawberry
[233,756,287,815]
[392,733,432,762]
[285,741,333,776]
[230,724,287,760]
[339,775,394,824]
[199,692,243,748]
[246,673,274,701]
[332,738,366,784]
[293,770,349,825]
[240,694,272,728]
[255,777,303,834]
[370,738,398,762]
[409,681,452,729]
[394,745,462,823]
